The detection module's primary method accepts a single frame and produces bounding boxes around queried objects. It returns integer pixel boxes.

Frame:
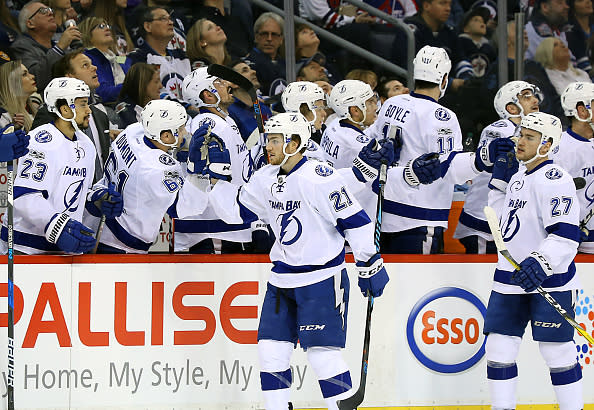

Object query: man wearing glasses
[10,1,81,91]
[126,6,190,101]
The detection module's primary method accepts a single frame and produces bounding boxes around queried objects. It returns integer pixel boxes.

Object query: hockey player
[550,82,594,253]
[0,77,113,254]
[191,112,391,410]
[0,125,29,162]
[281,80,327,161]
[366,45,515,253]
[87,100,209,253]
[322,79,381,169]
[454,80,542,253]
[485,111,583,410]
[175,67,254,253]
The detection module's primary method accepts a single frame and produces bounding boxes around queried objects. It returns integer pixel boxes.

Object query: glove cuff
[488,177,508,192]
[478,144,493,168]
[356,256,384,278]
[403,160,420,187]
[528,251,554,277]
[353,156,378,183]
[45,213,71,244]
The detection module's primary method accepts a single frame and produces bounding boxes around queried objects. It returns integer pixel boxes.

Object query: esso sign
[406,287,486,373]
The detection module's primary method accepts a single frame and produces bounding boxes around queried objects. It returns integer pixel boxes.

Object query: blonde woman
[80,16,130,104]
[534,37,591,96]
[92,0,134,55]
[0,61,37,132]
[186,18,231,69]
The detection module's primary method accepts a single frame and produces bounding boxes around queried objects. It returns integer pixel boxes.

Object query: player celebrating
[281,80,327,161]
[192,112,391,409]
[454,80,541,253]
[322,79,379,169]
[87,100,209,253]
[175,67,254,253]
[485,112,583,410]
[551,82,594,253]
[367,45,514,253]
[0,78,106,254]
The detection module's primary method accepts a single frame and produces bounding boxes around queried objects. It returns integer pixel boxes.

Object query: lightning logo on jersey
[278,209,303,246]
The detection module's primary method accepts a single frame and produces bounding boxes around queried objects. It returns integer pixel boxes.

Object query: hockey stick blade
[207,64,255,98]
[484,206,594,345]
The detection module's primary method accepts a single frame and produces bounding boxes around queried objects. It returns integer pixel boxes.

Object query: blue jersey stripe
[382,199,450,222]
[545,222,581,243]
[458,209,490,234]
[105,218,153,251]
[1,226,60,252]
[174,218,251,234]
[272,249,345,274]
[335,210,371,237]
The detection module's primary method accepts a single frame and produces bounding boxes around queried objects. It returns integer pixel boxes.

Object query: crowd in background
[0,0,593,254]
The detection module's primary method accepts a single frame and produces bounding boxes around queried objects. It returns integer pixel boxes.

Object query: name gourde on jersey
[0,281,259,348]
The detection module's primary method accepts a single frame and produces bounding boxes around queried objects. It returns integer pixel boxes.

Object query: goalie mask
[264,113,311,166]
[141,100,188,148]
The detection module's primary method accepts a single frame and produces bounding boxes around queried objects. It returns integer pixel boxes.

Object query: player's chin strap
[519,140,550,165]
[279,145,298,167]
[347,109,367,129]
[56,106,81,133]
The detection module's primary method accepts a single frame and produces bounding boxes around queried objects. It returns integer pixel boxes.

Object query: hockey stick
[5,127,15,410]
[338,133,392,410]
[484,206,594,345]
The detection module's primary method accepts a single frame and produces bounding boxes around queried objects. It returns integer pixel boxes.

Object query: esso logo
[406,287,486,373]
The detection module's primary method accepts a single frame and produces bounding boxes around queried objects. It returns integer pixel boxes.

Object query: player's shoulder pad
[434,106,456,122]
[300,160,339,181]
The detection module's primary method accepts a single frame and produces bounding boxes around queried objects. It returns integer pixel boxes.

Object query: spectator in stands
[295,23,319,60]
[10,1,81,91]
[126,6,191,101]
[195,0,252,59]
[227,59,272,143]
[296,52,331,83]
[80,17,131,105]
[115,62,160,127]
[525,0,583,70]
[456,7,496,79]
[246,12,286,97]
[566,0,594,73]
[376,76,409,104]
[345,68,378,90]
[0,61,37,131]
[46,0,76,28]
[0,0,20,53]
[128,1,188,51]
[186,18,230,69]
[364,0,417,19]
[33,50,114,181]
[92,0,134,55]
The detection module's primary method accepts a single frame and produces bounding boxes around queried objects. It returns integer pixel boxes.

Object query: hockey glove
[352,139,395,183]
[45,213,96,254]
[250,220,274,254]
[403,153,441,186]
[474,138,516,172]
[392,132,403,164]
[0,125,29,162]
[204,136,232,181]
[488,152,519,192]
[90,183,123,218]
[356,254,389,297]
[187,124,212,174]
[512,251,554,292]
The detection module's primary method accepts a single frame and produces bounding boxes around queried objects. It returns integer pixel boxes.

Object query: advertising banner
[0,255,592,409]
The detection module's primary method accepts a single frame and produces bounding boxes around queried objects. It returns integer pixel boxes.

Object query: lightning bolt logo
[278,209,302,246]
[334,272,346,330]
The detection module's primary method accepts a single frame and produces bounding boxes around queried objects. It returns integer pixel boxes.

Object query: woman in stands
[186,18,231,69]
[115,62,160,127]
[0,61,37,132]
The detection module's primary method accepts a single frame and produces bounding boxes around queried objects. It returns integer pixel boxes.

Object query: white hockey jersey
[549,127,594,252]
[175,111,253,250]
[209,158,377,288]
[454,119,519,241]
[320,118,372,169]
[0,123,96,254]
[367,92,475,232]
[488,160,580,294]
[86,123,208,253]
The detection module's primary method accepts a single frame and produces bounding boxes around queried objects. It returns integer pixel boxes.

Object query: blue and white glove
[356,254,389,297]
[352,139,395,183]
[45,213,96,254]
[187,124,210,174]
[512,251,554,292]
[475,138,516,172]
[0,125,29,161]
[403,153,441,186]
[488,152,519,192]
[90,183,123,218]
[204,136,232,180]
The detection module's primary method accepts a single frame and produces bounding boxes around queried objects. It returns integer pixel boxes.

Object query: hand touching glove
[90,183,123,218]
[475,138,516,172]
[511,251,554,292]
[45,213,96,254]
[0,125,29,162]
[403,153,441,186]
[356,254,389,297]
[188,125,232,180]
[488,152,519,192]
[352,138,395,183]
